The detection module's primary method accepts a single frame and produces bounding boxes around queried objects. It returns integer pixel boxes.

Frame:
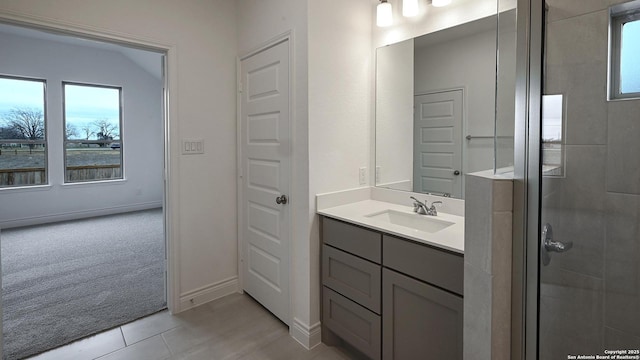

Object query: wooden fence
[65,165,122,182]
[0,167,46,186]
[0,165,121,186]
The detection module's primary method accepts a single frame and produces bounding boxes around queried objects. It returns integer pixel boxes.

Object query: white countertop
[317,199,464,254]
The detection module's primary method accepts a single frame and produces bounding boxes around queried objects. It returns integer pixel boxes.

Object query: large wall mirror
[375,11,516,199]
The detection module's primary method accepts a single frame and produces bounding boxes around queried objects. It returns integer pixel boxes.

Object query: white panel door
[413,90,463,197]
[240,40,290,325]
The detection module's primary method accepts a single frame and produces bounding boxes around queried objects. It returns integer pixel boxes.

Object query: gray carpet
[1,209,166,360]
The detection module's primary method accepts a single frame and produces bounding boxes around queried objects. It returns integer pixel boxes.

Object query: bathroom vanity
[318,199,464,360]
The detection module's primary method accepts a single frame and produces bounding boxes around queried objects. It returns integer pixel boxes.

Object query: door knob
[276,195,288,205]
[541,223,573,266]
[453,170,461,176]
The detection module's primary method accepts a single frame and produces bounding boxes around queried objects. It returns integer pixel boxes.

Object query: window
[542,94,565,177]
[0,76,47,188]
[610,8,640,99]
[63,83,123,183]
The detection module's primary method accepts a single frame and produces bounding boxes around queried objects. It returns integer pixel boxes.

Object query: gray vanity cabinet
[323,244,382,312]
[321,217,463,360]
[382,268,463,360]
[323,287,382,360]
[323,217,381,262]
[382,234,463,360]
[322,217,382,359]
[383,234,463,295]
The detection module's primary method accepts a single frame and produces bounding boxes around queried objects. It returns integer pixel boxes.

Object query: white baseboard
[0,201,163,229]
[290,318,321,349]
[178,276,239,312]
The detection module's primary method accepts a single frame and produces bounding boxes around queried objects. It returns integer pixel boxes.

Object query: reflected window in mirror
[541,94,565,177]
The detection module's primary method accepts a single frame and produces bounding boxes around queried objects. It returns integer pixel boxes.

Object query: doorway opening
[0,22,169,359]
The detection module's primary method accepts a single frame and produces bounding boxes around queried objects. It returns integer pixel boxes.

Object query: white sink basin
[365,209,454,233]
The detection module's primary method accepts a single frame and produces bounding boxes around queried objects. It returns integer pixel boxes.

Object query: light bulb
[432,0,451,7]
[403,0,419,17]
[377,1,393,27]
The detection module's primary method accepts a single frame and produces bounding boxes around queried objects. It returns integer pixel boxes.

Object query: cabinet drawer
[323,217,382,263]
[323,287,381,360]
[383,235,463,296]
[382,268,462,360]
[323,245,381,313]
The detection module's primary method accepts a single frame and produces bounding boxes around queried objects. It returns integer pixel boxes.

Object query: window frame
[0,75,49,188]
[62,81,124,184]
[610,8,640,100]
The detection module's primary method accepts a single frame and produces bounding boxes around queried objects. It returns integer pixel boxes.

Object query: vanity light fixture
[431,0,452,7]
[377,0,393,27]
[403,0,419,17]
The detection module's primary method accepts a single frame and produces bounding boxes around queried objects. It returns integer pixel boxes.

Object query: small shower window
[542,95,565,177]
[620,19,640,94]
[610,7,640,99]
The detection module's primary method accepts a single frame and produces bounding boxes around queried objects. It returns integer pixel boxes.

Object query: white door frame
[237,31,294,325]
[0,11,179,334]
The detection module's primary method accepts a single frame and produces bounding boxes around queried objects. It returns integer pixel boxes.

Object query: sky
[0,78,43,112]
[621,19,640,94]
[0,78,120,140]
[64,84,120,139]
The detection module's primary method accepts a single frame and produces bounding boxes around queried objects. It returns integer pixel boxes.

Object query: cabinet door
[323,217,382,263]
[324,287,382,360]
[383,268,462,360]
[383,234,463,296]
[323,245,381,313]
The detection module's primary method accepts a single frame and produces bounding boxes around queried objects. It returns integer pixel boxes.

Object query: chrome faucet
[410,196,428,215]
[410,197,442,216]
[427,201,443,216]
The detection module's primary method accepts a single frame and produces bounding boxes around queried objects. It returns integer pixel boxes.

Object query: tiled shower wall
[541,0,640,356]
[464,172,513,360]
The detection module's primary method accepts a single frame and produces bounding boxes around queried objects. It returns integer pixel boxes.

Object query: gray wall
[496,9,516,171]
[464,173,513,360]
[541,0,640,356]
[0,31,163,228]
[414,28,497,176]
[376,39,414,189]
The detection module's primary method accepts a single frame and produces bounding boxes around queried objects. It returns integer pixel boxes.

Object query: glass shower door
[538,0,640,357]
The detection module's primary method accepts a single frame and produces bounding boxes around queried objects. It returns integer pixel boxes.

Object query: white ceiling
[0,23,163,80]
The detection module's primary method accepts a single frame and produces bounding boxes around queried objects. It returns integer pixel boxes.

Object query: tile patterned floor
[27,293,354,360]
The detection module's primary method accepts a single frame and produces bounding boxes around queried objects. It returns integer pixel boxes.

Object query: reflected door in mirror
[413,90,463,198]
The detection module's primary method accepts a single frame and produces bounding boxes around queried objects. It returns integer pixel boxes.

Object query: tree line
[0,107,119,146]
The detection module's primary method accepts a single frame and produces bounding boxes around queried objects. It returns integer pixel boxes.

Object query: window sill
[61,179,128,187]
[0,184,53,193]
[608,96,640,102]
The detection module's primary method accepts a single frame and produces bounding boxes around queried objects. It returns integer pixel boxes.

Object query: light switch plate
[182,139,204,155]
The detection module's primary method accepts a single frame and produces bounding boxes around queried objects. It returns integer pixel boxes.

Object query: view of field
[0,148,121,170]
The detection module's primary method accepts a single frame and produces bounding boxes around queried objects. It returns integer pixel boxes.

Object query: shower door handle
[545,239,573,253]
[541,223,573,266]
